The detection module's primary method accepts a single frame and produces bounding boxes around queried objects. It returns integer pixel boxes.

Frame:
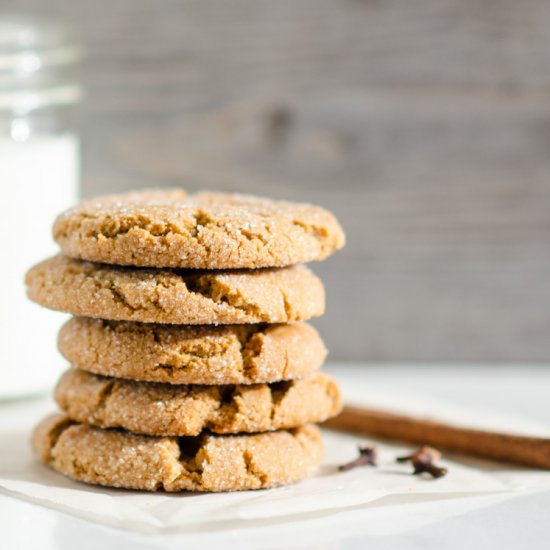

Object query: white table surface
[1,363,549,550]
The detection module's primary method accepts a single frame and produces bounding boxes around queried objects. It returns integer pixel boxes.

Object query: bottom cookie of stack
[33,414,323,492]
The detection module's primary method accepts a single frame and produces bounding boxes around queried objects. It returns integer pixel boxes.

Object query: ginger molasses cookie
[33,414,323,492]
[55,369,342,436]
[59,318,326,385]
[25,256,325,324]
[53,189,345,269]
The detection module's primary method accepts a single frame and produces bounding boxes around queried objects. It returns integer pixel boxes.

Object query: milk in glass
[0,16,81,397]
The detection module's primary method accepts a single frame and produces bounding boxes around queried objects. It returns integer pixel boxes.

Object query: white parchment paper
[1,376,549,537]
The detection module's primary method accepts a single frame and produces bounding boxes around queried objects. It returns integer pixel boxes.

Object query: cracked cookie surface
[25,256,325,324]
[33,414,323,492]
[53,189,345,269]
[55,369,342,436]
[59,318,327,384]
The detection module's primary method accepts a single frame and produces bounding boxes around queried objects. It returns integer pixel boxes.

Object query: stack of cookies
[26,190,345,492]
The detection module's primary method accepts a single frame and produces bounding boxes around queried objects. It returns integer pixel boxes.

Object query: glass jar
[0,15,81,398]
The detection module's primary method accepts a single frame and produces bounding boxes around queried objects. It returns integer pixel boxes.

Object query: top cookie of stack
[53,189,345,269]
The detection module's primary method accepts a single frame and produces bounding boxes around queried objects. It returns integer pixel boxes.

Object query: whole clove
[396,446,448,479]
[338,445,378,471]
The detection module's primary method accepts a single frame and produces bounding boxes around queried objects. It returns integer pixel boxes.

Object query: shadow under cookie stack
[26,189,345,492]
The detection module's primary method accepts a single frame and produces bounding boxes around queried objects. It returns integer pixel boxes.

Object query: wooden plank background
[8,0,550,361]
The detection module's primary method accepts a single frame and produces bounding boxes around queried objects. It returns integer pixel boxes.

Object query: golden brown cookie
[58,318,326,385]
[32,414,323,492]
[53,189,345,269]
[25,256,325,324]
[54,368,342,436]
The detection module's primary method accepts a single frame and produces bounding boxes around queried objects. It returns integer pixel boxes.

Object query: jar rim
[0,14,82,73]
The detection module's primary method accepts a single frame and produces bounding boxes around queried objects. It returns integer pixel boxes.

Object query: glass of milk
[0,15,81,398]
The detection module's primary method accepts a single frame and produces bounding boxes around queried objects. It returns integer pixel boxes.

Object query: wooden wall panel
[7,0,550,360]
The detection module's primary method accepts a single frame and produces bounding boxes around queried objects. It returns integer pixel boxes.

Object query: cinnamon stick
[324,405,550,469]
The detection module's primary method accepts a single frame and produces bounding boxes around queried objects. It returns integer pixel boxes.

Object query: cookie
[54,368,342,436]
[59,318,326,385]
[33,414,323,492]
[25,256,325,324]
[53,189,345,269]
